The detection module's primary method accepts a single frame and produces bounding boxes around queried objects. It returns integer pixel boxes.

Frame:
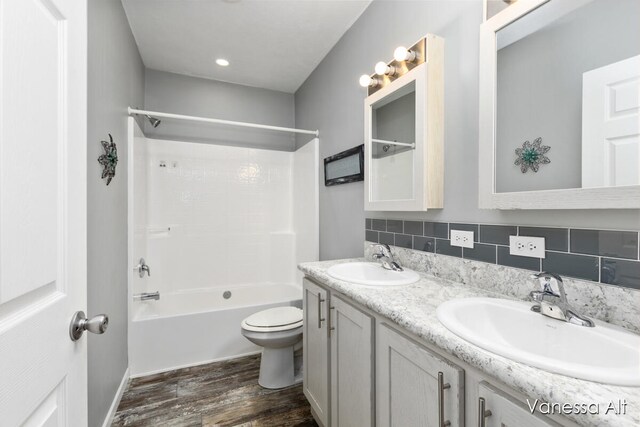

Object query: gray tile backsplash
[413,236,435,252]
[463,243,497,263]
[404,220,424,236]
[371,219,386,231]
[601,258,640,290]
[394,234,413,249]
[543,251,600,282]
[424,222,448,239]
[570,229,638,260]
[435,239,462,257]
[480,225,517,245]
[366,218,640,289]
[379,232,394,245]
[519,226,569,251]
[386,219,403,233]
[497,246,540,271]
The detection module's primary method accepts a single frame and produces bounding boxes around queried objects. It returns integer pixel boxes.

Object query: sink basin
[327,262,420,286]
[437,297,640,386]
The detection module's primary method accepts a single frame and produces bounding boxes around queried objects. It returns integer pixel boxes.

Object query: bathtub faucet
[134,291,160,301]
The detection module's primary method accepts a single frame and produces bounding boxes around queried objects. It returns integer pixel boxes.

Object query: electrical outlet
[509,236,545,258]
[451,230,474,248]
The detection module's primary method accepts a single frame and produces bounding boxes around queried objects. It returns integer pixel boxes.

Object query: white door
[0,0,88,425]
[582,55,640,188]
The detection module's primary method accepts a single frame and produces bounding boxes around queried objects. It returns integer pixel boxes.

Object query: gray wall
[496,0,640,192]
[144,69,296,151]
[294,0,640,261]
[87,1,145,426]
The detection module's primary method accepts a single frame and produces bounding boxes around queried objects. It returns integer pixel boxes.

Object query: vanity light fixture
[359,74,379,88]
[374,61,396,76]
[393,46,417,63]
[215,58,230,67]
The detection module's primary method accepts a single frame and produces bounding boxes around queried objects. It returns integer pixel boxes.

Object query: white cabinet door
[377,324,464,427]
[0,0,88,425]
[582,55,640,188]
[303,279,330,426]
[478,382,561,427]
[331,295,374,427]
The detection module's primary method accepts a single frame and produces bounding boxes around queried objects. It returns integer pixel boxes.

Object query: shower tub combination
[127,117,318,376]
[129,283,302,376]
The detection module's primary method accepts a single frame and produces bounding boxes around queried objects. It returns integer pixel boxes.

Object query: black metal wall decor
[98,133,118,185]
[515,137,550,173]
[324,144,364,186]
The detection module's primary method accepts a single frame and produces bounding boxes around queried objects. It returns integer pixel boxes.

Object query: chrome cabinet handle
[317,296,325,328]
[69,311,109,341]
[478,397,492,427]
[437,371,451,427]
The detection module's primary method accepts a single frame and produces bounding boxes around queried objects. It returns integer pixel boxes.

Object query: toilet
[241,306,303,389]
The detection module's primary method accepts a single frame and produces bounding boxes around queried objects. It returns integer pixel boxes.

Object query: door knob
[69,311,109,341]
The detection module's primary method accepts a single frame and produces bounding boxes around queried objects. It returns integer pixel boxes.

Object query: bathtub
[129,283,302,376]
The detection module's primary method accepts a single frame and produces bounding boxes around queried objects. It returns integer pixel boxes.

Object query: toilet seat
[241,307,303,332]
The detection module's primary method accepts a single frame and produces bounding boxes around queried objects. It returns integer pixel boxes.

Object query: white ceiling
[122,0,371,93]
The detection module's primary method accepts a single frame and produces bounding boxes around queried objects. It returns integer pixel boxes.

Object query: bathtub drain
[223,291,232,299]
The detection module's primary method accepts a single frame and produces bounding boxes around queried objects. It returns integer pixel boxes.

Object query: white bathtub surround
[298,259,640,427]
[129,283,301,376]
[127,118,318,374]
[364,243,640,333]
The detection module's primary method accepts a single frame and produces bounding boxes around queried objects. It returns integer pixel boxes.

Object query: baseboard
[102,367,130,427]
[129,350,262,379]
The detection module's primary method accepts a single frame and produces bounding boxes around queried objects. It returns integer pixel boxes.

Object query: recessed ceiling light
[216,58,230,67]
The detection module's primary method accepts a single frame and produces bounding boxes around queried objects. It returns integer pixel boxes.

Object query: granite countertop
[298,258,640,427]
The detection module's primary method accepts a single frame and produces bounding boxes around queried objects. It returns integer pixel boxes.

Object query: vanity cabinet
[302,278,570,427]
[377,324,464,427]
[303,278,330,426]
[330,295,374,427]
[477,382,562,427]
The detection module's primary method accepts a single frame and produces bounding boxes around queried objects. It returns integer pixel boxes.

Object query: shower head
[145,114,161,128]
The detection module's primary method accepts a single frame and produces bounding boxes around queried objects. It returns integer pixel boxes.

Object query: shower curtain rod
[128,107,319,137]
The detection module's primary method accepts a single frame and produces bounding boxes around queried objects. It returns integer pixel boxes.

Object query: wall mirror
[479,0,640,209]
[364,34,444,211]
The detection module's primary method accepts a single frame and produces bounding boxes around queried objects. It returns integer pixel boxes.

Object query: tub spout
[134,291,160,301]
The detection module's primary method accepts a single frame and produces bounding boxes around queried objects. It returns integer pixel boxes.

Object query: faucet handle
[530,272,562,297]
[370,243,392,257]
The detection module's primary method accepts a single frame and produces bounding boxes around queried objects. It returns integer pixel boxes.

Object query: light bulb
[215,58,230,67]
[374,61,395,76]
[359,74,378,88]
[393,46,416,62]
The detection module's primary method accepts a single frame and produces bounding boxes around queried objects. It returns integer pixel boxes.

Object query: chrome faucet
[134,291,160,301]
[529,272,594,327]
[370,243,404,271]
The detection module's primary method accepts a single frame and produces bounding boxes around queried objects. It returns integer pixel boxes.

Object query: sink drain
[223,290,232,299]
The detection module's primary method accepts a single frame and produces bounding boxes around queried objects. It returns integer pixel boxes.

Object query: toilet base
[258,345,296,389]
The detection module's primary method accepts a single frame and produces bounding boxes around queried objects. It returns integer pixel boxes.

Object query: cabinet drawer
[478,382,561,427]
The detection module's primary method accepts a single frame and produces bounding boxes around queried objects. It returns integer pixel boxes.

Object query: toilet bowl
[241,306,303,389]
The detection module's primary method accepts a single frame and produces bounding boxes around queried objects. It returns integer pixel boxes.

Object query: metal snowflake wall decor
[514,137,550,173]
[98,134,118,185]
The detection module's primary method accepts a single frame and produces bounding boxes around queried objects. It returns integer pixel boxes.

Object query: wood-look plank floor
[112,354,317,427]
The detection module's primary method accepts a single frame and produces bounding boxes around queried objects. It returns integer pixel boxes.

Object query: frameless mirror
[479,0,640,209]
[370,82,416,202]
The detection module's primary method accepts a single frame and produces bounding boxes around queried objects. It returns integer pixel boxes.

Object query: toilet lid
[244,307,303,328]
